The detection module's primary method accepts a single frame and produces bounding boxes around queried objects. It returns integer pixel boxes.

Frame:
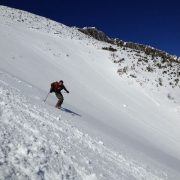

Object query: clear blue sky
[1,0,180,56]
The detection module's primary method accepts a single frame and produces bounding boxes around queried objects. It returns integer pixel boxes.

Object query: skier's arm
[63,85,69,93]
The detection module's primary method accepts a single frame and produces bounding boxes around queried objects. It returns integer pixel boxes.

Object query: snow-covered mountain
[0,5,180,180]
[79,27,180,94]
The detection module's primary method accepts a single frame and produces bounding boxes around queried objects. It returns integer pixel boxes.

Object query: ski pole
[44,92,50,102]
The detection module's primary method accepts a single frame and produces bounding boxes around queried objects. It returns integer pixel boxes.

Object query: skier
[50,80,69,109]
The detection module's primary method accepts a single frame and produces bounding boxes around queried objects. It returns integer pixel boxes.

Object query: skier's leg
[55,93,64,109]
[56,99,61,108]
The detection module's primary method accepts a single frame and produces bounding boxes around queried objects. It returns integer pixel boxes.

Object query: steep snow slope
[0,6,180,179]
[0,72,166,180]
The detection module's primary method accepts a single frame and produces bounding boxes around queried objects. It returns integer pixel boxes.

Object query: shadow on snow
[61,107,81,117]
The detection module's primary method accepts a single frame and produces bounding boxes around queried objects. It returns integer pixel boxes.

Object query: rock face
[78,27,180,64]
[79,27,113,43]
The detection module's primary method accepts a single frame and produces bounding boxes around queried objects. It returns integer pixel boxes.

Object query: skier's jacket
[50,81,68,94]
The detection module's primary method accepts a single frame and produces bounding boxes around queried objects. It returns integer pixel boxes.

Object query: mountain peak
[78,27,180,63]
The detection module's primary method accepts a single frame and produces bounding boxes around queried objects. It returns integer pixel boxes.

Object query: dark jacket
[50,81,69,94]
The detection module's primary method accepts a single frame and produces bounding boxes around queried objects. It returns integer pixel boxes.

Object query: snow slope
[0,6,180,179]
[0,73,166,180]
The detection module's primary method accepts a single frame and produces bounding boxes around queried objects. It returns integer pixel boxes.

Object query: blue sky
[1,0,180,56]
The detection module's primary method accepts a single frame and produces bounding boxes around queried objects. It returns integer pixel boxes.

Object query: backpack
[50,82,59,93]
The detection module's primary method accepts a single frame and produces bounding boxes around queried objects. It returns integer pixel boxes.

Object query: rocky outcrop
[78,27,113,43]
[78,27,179,64]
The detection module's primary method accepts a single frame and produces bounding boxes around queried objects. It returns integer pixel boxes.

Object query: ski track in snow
[0,79,166,180]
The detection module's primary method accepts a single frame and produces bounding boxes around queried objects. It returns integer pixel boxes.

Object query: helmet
[59,80,63,83]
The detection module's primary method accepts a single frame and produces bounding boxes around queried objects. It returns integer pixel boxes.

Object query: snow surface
[0,5,180,180]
